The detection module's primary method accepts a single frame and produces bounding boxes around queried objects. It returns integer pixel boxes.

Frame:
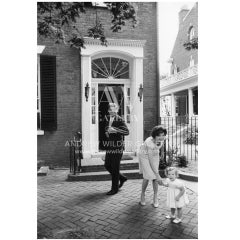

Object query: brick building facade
[170,3,198,73]
[160,3,198,121]
[37,2,159,167]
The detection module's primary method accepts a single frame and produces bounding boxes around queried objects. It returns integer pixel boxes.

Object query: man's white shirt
[109,115,115,128]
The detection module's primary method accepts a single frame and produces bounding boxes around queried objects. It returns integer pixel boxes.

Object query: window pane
[92,57,129,79]
[127,106,130,114]
[92,115,96,124]
[127,88,130,96]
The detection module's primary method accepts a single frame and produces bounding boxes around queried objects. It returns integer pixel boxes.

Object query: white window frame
[189,27,195,40]
[91,86,96,124]
[37,55,41,118]
[37,46,45,135]
[190,55,195,67]
[92,57,130,79]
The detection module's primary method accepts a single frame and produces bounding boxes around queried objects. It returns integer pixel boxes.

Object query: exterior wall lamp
[85,83,90,102]
[138,84,143,102]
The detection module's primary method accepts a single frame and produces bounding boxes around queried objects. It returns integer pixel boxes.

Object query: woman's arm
[147,148,162,182]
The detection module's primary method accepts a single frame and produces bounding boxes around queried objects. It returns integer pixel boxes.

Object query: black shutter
[40,55,57,131]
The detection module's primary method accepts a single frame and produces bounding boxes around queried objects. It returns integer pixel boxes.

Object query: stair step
[91,152,136,159]
[81,159,139,173]
[67,169,142,181]
[82,163,139,172]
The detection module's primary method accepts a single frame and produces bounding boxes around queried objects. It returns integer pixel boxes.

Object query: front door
[176,95,188,124]
[98,84,124,150]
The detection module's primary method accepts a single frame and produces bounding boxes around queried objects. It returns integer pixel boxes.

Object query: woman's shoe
[152,202,159,208]
[140,194,146,206]
[152,198,159,208]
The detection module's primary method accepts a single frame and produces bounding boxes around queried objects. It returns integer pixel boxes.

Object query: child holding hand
[160,167,189,224]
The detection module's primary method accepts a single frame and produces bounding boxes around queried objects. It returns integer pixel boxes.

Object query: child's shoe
[139,201,146,206]
[173,218,182,224]
[165,214,175,219]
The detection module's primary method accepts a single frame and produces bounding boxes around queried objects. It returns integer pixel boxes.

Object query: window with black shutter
[38,55,57,131]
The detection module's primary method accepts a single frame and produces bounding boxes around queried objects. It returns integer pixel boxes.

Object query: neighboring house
[37,3,159,167]
[160,3,198,124]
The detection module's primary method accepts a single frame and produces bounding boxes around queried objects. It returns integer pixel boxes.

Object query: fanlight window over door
[92,57,129,79]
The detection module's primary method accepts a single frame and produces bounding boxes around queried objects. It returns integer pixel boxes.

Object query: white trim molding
[80,38,145,158]
[84,37,146,48]
[37,130,44,135]
[81,38,146,59]
[160,75,197,96]
[37,45,45,54]
[160,65,198,96]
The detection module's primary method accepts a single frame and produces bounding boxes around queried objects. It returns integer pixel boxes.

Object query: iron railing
[159,116,198,171]
[69,132,83,175]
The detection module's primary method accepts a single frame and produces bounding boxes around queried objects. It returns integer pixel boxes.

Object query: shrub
[184,127,198,145]
[176,155,188,167]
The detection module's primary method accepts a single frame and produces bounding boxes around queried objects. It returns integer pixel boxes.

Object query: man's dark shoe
[106,190,118,195]
[119,178,127,189]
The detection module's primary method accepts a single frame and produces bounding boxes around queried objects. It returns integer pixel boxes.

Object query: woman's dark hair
[151,125,167,138]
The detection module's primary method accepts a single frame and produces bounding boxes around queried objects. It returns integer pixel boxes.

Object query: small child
[160,167,189,224]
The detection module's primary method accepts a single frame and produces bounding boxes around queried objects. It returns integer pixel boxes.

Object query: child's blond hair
[165,167,179,178]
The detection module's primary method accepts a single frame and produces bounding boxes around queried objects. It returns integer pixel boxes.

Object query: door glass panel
[91,87,96,124]
[126,87,130,123]
[98,84,125,150]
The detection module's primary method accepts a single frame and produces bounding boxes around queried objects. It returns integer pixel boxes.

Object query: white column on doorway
[131,57,144,152]
[188,88,194,118]
[81,55,92,158]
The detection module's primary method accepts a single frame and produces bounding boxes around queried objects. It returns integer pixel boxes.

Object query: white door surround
[81,38,146,158]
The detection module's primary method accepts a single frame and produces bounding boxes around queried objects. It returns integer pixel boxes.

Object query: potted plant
[176,154,188,167]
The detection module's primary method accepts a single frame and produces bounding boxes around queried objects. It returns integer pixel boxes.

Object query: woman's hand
[156,174,162,185]
[175,196,180,201]
[157,179,162,185]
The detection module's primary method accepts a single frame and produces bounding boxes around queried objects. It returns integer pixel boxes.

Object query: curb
[37,172,47,176]
[178,170,198,182]
[67,171,198,182]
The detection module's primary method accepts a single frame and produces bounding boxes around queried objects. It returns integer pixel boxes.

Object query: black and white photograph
[36,1,198,239]
[3,0,240,239]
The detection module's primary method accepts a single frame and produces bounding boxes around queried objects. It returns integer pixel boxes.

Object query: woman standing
[138,126,167,207]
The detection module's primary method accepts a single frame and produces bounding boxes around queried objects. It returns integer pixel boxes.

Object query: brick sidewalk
[38,170,198,239]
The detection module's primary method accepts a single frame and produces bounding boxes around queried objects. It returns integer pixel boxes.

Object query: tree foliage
[37,2,137,50]
[183,37,198,51]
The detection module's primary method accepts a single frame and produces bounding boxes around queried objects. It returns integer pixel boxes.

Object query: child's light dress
[138,137,162,180]
[166,178,189,208]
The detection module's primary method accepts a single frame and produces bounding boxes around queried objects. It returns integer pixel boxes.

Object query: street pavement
[38,170,198,239]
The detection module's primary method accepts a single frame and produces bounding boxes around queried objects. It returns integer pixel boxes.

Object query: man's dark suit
[104,114,129,192]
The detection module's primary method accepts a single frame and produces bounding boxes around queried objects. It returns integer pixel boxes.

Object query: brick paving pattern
[38,170,198,239]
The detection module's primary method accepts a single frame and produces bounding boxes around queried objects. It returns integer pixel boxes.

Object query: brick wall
[170,3,198,71]
[37,42,82,167]
[37,2,158,167]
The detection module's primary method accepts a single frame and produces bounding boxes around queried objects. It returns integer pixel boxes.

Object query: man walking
[104,103,129,195]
